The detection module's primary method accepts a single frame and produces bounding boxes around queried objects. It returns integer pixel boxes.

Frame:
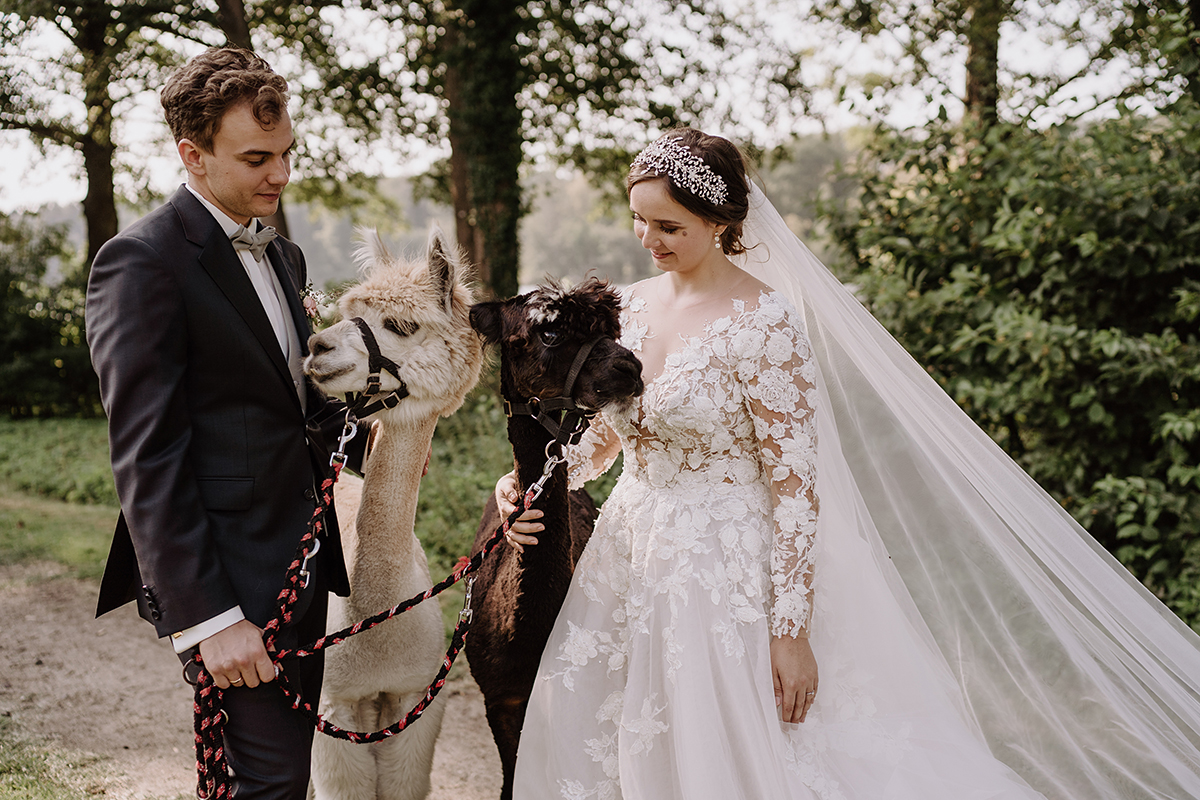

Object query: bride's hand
[770,634,818,724]
[495,471,544,552]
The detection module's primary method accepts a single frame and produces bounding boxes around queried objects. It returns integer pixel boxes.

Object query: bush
[0,212,101,418]
[821,106,1200,628]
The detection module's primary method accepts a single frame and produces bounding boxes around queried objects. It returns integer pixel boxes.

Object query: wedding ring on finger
[230,677,244,686]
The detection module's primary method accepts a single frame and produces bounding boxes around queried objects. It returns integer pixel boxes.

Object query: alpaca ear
[469,302,504,344]
[426,224,455,314]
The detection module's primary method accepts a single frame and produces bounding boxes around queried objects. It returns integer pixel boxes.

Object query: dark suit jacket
[86,186,365,638]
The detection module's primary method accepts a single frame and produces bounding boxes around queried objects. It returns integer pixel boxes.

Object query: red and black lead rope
[190,443,549,799]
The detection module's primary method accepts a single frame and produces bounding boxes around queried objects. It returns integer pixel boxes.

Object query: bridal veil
[734,183,1200,799]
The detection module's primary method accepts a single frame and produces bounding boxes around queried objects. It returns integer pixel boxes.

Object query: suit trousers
[180,566,329,800]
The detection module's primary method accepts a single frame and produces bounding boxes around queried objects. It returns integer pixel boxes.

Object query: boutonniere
[301,281,328,323]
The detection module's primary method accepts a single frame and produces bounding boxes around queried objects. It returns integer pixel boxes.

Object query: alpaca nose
[620,355,645,395]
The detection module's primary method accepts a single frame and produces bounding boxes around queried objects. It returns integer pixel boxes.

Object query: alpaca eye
[538,329,562,347]
[384,318,418,337]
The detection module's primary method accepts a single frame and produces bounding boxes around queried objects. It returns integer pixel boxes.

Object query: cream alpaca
[304,226,483,800]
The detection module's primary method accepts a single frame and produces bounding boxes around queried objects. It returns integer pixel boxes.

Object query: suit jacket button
[304,488,316,501]
[142,584,162,620]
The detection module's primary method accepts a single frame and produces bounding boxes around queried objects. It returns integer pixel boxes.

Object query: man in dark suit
[86,47,366,798]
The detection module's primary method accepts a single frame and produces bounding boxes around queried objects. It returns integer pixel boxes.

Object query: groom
[86,46,367,797]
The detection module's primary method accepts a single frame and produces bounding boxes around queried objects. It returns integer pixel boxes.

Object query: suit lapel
[267,240,312,356]
[172,188,301,409]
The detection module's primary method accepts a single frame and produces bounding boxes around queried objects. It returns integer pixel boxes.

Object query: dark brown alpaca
[467,279,643,800]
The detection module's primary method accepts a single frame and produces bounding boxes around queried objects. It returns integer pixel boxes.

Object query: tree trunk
[964,0,1006,125]
[457,0,524,300]
[442,25,484,281]
[80,138,118,267]
[78,18,118,267]
[217,0,253,49]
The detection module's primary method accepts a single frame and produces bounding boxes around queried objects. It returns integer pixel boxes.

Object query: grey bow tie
[230,224,277,261]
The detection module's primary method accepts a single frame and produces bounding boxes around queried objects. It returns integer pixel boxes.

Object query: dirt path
[0,562,502,799]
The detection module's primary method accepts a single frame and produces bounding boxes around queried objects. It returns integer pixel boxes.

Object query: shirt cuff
[170,606,245,653]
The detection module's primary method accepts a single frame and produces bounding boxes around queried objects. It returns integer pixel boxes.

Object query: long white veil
[734,183,1200,799]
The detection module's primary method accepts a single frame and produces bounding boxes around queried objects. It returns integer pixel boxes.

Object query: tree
[254,0,809,298]
[0,2,229,264]
[811,0,1189,126]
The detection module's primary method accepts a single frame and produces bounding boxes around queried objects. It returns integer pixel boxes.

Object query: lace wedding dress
[513,286,1048,800]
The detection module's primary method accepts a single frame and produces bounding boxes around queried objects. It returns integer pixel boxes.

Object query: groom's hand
[199,619,275,689]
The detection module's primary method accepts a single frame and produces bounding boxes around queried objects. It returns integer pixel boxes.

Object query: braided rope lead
[192,438,555,796]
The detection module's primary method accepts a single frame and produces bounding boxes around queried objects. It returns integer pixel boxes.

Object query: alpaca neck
[350,414,438,610]
[508,412,572,563]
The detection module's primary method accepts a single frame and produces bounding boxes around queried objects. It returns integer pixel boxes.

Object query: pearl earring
[714,233,721,249]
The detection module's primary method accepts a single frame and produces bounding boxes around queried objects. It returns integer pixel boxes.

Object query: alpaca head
[469,278,644,414]
[305,225,484,424]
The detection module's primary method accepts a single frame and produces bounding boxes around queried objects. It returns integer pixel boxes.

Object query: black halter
[344,317,410,417]
[503,337,602,450]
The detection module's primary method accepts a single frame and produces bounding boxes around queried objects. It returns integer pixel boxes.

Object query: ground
[0,562,502,799]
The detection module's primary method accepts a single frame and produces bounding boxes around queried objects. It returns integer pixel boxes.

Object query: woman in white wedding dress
[498,129,1200,800]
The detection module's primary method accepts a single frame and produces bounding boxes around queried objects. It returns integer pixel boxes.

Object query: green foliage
[0,214,101,418]
[0,416,115,504]
[809,0,1194,125]
[418,376,514,570]
[821,106,1200,628]
[257,0,813,297]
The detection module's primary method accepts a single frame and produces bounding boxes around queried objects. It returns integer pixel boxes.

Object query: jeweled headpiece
[630,135,728,206]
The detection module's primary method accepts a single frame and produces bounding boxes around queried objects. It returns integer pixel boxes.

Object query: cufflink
[171,631,183,639]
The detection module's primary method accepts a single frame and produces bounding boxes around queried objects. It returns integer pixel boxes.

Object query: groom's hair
[161,46,289,153]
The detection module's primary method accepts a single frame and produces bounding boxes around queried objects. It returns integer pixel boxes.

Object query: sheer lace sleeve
[740,294,820,638]
[565,412,622,490]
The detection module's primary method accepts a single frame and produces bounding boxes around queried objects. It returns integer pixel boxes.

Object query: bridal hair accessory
[230,223,277,261]
[631,136,728,206]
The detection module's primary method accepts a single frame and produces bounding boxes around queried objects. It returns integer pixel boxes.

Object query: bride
[496,128,1200,799]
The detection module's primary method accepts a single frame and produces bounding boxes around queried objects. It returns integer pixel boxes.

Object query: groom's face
[180,101,294,225]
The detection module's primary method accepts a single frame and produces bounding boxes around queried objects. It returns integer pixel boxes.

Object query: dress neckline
[628,287,775,387]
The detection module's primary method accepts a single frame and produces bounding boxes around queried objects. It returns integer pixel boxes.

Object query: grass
[0,490,116,581]
[0,717,109,800]
[0,417,116,505]
[0,416,117,581]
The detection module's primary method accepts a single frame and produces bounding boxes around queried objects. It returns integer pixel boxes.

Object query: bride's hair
[627,128,752,256]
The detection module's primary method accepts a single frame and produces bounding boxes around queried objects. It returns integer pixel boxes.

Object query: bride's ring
[805,690,816,696]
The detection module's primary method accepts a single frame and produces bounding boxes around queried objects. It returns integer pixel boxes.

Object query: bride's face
[630,179,723,276]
